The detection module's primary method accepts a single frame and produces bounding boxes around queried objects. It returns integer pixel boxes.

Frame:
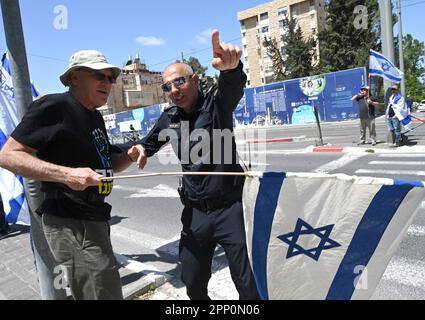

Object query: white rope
[101,171,255,181]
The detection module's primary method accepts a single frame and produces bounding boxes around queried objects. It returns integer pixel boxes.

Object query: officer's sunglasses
[76,68,117,84]
[161,75,192,92]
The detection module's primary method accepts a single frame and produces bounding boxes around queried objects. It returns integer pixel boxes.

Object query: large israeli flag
[0,52,39,225]
[243,172,425,300]
[388,92,412,130]
[369,49,404,83]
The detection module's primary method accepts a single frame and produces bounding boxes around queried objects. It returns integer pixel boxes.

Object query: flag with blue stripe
[369,49,404,83]
[388,92,412,129]
[0,52,40,225]
[243,172,425,300]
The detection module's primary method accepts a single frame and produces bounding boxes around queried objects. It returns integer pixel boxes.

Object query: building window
[278,7,288,17]
[310,0,314,6]
[292,7,298,17]
[242,32,246,37]
[247,80,250,86]
[279,19,286,29]
[312,27,316,34]
[241,21,245,26]
[260,12,269,20]
[261,26,269,33]
[265,76,274,84]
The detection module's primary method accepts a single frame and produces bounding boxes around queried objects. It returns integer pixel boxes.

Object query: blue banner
[234,67,366,126]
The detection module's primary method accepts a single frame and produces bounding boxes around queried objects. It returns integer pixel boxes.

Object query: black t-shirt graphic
[11,92,122,221]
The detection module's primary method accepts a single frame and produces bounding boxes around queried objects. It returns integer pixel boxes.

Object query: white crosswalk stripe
[355,169,425,177]
[354,153,425,179]
[369,161,425,166]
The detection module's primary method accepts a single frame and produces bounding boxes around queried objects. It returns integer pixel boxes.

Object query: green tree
[395,34,425,101]
[263,36,286,81]
[317,0,380,73]
[186,56,208,75]
[263,14,316,80]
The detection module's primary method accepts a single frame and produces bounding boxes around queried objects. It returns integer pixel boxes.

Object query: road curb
[115,253,171,300]
[312,146,346,153]
[307,145,425,154]
[244,135,307,144]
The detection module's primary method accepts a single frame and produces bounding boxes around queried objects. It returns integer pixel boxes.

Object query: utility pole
[1,0,67,299]
[0,0,32,119]
[396,0,405,96]
[378,0,395,94]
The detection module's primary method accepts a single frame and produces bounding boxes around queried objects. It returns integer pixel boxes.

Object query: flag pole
[101,171,253,181]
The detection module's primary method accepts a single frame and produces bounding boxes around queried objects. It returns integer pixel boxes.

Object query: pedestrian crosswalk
[354,153,425,181]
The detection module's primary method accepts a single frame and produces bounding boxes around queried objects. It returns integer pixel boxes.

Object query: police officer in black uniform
[136,30,259,300]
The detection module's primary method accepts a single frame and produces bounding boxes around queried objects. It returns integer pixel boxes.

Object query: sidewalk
[0,224,157,300]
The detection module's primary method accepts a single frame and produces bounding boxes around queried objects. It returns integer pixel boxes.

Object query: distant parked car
[417,100,425,112]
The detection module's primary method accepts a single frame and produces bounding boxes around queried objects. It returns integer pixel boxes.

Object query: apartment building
[237,0,326,87]
[103,54,167,115]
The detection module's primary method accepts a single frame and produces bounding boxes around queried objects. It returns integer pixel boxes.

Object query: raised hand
[211,29,242,71]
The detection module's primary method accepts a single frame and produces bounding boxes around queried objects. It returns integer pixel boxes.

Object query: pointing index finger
[212,29,222,58]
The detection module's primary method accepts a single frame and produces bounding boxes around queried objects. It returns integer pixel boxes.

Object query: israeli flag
[0,52,40,225]
[388,92,412,130]
[243,172,425,300]
[369,49,404,83]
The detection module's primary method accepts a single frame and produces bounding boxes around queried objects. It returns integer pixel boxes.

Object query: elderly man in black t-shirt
[351,86,380,146]
[0,50,146,300]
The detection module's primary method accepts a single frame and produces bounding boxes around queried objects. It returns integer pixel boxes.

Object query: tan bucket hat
[59,50,121,86]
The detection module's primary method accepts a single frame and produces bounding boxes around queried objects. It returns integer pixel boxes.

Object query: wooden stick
[101,171,252,181]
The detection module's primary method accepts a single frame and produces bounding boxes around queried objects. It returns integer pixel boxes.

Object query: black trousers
[179,200,259,300]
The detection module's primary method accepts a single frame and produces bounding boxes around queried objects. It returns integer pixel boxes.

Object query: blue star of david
[381,62,392,72]
[278,218,341,261]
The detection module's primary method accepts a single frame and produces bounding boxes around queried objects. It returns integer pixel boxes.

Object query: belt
[180,189,242,212]
[45,189,106,204]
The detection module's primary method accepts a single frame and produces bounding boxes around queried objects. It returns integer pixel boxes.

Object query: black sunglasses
[77,68,117,84]
[161,75,192,92]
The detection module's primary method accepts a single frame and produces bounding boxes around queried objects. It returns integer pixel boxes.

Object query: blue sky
[0,0,424,95]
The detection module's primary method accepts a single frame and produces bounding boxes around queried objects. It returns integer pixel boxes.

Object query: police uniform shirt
[11,92,122,221]
[141,63,246,200]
